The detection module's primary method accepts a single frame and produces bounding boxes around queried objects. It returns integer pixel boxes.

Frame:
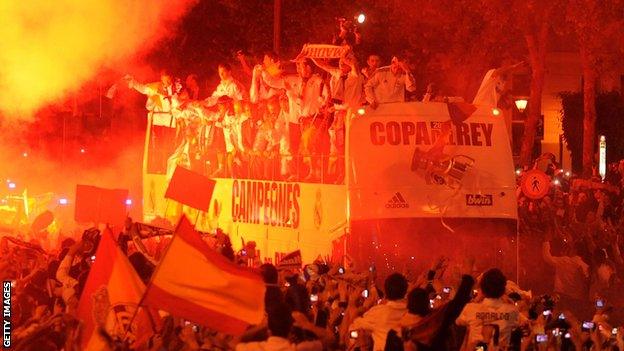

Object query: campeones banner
[349,102,518,221]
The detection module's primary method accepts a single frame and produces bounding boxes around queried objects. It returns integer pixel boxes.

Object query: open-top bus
[142,100,518,276]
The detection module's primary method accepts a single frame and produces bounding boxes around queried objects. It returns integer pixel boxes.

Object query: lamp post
[273,0,281,55]
[599,135,606,182]
[514,98,528,113]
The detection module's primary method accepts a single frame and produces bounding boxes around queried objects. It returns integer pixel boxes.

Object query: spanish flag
[77,228,153,350]
[144,216,265,335]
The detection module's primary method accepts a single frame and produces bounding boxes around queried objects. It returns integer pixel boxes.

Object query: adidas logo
[385,192,409,209]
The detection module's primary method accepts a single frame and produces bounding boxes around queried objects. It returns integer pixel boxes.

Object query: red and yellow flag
[144,216,265,335]
[77,228,153,350]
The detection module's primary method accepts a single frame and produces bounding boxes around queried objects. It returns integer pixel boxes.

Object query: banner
[74,185,128,229]
[277,250,302,271]
[349,102,518,221]
[165,166,216,211]
[293,44,351,61]
[144,216,265,335]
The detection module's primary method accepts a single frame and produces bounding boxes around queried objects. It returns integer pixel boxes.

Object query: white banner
[293,44,350,61]
[143,175,347,263]
[348,102,518,221]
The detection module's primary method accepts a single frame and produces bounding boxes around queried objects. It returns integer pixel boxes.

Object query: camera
[535,334,548,343]
[582,321,595,330]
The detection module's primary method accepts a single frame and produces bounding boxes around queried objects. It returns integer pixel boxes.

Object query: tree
[561,91,624,172]
[566,0,624,176]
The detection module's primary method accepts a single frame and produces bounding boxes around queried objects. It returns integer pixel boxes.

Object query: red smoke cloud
[0,0,196,118]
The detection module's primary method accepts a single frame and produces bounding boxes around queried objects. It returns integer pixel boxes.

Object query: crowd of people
[3,166,624,351]
[123,47,419,184]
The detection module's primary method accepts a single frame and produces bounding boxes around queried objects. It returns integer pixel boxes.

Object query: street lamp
[515,98,528,112]
[356,13,366,24]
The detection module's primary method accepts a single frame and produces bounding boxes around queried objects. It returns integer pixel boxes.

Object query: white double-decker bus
[142,101,518,274]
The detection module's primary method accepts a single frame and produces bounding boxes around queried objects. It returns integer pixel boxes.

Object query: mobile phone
[284,282,290,287]
[361,289,369,298]
[184,320,191,326]
[472,289,478,296]
[429,299,434,308]
[552,328,561,337]
[543,309,552,316]
[192,325,198,332]
[564,332,571,339]
[612,327,618,335]
[310,294,318,302]
[535,334,548,343]
[558,313,565,320]
[349,330,358,339]
[90,255,96,262]
[338,267,345,274]
[435,294,442,300]
[596,299,604,308]
[369,265,375,272]
[582,321,595,330]
[443,287,451,294]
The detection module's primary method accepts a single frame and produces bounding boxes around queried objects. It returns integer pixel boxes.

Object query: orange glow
[0,0,194,118]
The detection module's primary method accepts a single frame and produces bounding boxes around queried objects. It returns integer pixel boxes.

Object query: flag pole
[194,209,201,227]
[122,215,187,340]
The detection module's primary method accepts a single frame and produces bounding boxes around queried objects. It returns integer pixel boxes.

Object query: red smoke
[0,0,196,118]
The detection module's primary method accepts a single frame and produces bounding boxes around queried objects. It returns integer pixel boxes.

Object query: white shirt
[251,65,281,103]
[328,68,365,110]
[206,78,244,106]
[364,67,416,104]
[263,73,328,123]
[472,69,505,106]
[456,298,520,350]
[130,81,177,127]
[274,110,291,155]
[253,122,278,153]
[221,113,239,153]
[349,300,407,351]
[235,336,322,351]
[542,242,589,300]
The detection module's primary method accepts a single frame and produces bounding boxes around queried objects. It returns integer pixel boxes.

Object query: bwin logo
[385,192,409,209]
[466,194,493,206]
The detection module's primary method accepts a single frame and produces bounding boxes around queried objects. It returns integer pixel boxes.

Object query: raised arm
[364,72,381,108]
[236,51,253,77]
[400,62,417,92]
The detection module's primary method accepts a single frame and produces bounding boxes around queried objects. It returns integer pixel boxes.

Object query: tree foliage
[560,91,624,172]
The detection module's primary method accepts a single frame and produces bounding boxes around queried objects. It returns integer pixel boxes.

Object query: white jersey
[456,298,520,350]
[364,66,416,104]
